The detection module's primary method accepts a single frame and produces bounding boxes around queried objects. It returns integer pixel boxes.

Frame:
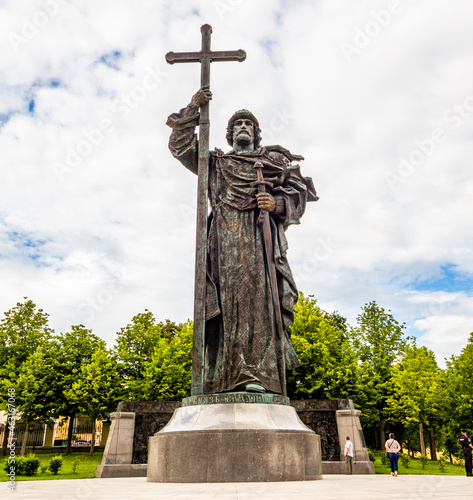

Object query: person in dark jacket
[459,430,473,477]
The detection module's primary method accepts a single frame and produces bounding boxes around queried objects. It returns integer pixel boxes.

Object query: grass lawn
[0,452,103,481]
[372,452,465,476]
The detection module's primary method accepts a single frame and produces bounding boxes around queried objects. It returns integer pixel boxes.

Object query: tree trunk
[20,422,30,456]
[449,452,453,464]
[379,419,385,451]
[90,419,96,456]
[66,415,75,454]
[374,428,379,451]
[419,420,426,455]
[429,426,437,460]
[1,424,10,456]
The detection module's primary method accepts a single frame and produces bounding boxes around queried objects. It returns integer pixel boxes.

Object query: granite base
[147,402,322,483]
[322,460,375,474]
[96,463,147,478]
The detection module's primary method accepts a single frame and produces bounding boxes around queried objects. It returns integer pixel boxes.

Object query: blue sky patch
[260,38,281,67]
[409,264,473,294]
[7,231,49,267]
[275,11,283,26]
[30,78,61,90]
[12,80,63,117]
[0,114,10,126]
[98,50,122,70]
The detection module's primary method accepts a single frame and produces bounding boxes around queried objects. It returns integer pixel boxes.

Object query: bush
[367,449,376,462]
[48,455,63,475]
[400,453,410,468]
[381,453,389,466]
[72,456,80,474]
[438,455,447,472]
[40,465,48,474]
[3,458,17,475]
[419,454,428,469]
[3,454,40,476]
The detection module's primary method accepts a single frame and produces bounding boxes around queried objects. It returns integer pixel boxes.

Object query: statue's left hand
[256,193,276,212]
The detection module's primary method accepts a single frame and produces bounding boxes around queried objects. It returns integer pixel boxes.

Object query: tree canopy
[287,293,358,400]
[1,295,471,461]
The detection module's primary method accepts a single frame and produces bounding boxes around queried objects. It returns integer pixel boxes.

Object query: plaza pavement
[4,475,473,500]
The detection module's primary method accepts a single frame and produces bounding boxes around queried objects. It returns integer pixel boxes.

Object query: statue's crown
[227,109,259,128]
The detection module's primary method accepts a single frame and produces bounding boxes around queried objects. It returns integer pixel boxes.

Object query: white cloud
[0,0,472,364]
[415,314,473,366]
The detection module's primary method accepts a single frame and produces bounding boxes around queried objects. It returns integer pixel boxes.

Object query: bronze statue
[167,87,318,396]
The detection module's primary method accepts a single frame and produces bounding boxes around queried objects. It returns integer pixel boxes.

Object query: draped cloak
[167,105,318,395]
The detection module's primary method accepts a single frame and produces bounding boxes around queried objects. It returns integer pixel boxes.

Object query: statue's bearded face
[233,119,255,147]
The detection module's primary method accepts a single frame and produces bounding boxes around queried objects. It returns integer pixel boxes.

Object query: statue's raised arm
[166,87,212,174]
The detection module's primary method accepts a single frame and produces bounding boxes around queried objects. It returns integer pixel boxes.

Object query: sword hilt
[252,161,273,224]
[250,180,273,189]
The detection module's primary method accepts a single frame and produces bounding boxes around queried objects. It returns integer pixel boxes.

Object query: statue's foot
[245,383,266,393]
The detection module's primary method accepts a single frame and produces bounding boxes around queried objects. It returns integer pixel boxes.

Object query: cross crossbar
[166,49,246,64]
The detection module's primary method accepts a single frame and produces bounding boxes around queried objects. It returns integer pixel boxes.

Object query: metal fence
[55,418,103,445]
[0,418,103,448]
[0,423,45,447]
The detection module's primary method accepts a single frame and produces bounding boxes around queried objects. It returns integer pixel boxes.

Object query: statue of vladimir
[167,87,318,395]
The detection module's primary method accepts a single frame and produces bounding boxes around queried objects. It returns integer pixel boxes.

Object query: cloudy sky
[1,0,472,365]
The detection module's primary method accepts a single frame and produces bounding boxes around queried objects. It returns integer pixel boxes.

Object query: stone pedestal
[325,408,374,474]
[43,423,55,447]
[147,396,322,483]
[98,398,373,478]
[100,420,111,446]
[96,411,147,478]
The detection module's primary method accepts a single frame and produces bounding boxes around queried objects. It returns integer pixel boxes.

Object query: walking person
[385,433,401,477]
[344,436,354,475]
[459,430,473,476]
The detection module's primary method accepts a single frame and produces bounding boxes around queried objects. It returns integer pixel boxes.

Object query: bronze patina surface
[166,25,317,398]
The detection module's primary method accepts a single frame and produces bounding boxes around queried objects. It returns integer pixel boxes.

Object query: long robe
[167,106,318,395]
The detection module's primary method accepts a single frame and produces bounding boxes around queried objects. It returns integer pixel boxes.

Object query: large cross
[166,25,246,396]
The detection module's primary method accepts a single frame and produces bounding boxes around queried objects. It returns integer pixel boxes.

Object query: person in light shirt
[344,436,354,474]
[385,433,401,476]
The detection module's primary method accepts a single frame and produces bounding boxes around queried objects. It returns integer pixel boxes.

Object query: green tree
[287,293,359,400]
[114,311,184,400]
[0,299,54,376]
[52,325,103,453]
[115,311,167,397]
[440,422,463,464]
[442,333,473,440]
[0,299,54,456]
[351,301,408,450]
[141,321,193,401]
[65,347,123,455]
[6,348,57,455]
[385,344,442,458]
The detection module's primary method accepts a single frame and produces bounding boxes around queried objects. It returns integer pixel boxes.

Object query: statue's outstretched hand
[256,193,276,213]
[191,86,212,107]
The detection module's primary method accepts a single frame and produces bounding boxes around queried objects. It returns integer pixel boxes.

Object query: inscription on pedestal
[182,392,290,406]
